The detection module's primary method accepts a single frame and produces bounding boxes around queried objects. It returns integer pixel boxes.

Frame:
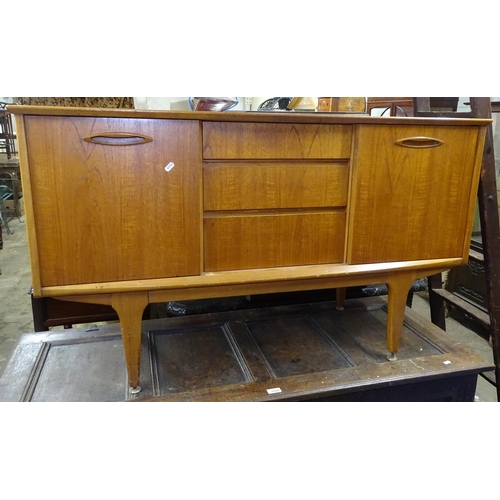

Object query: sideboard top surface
[7,105,492,127]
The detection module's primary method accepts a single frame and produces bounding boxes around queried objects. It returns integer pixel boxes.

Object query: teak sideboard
[9,105,490,393]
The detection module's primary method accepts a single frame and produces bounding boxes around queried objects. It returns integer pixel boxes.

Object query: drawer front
[203,122,352,159]
[204,212,346,271]
[204,162,349,211]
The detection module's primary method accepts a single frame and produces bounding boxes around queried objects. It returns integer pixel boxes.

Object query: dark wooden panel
[149,325,252,396]
[0,324,154,402]
[29,338,127,402]
[308,374,478,402]
[446,253,488,312]
[244,316,353,378]
[0,298,493,402]
[310,308,442,364]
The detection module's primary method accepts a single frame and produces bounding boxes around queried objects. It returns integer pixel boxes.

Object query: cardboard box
[2,196,24,216]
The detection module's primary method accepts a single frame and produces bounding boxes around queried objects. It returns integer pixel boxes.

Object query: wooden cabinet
[10,106,489,392]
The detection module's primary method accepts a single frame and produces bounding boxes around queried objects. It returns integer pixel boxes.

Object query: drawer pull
[396,136,444,149]
[83,132,153,146]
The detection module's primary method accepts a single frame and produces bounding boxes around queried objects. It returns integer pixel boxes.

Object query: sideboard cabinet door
[348,125,482,265]
[24,116,201,286]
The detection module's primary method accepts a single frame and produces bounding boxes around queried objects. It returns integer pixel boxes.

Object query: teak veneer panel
[204,211,346,271]
[202,122,352,159]
[203,162,349,211]
[23,116,202,286]
[348,125,484,264]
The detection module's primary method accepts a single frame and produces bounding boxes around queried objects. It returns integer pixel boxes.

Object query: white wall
[134,97,248,111]
[134,97,188,110]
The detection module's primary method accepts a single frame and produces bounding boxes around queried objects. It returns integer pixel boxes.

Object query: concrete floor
[1,199,498,402]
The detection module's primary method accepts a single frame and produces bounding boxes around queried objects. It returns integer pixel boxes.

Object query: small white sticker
[165,162,175,172]
[443,360,452,365]
[267,387,282,395]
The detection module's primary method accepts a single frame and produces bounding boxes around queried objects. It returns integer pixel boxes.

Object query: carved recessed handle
[396,136,444,149]
[83,132,153,146]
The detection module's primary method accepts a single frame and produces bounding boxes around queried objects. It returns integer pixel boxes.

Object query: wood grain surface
[204,211,346,271]
[203,122,352,159]
[203,161,349,210]
[24,116,202,286]
[348,125,483,264]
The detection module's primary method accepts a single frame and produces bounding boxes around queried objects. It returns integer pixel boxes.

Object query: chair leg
[0,200,13,235]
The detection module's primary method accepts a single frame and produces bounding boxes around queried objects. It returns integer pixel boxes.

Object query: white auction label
[267,387,282,394]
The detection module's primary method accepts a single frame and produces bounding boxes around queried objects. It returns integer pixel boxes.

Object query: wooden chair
[0,102,17,159]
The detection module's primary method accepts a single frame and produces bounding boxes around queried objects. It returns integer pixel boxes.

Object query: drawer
[203,122,352,159]
[204,211,346,271]
[204,162,349,211]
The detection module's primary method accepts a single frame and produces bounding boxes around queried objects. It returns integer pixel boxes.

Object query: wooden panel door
[24,116,201,286]
[348,125,483,264]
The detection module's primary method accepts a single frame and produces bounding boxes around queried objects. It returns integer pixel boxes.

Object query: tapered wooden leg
[111,291,149,391]
[386,273,416,358]
[336,287,346,310]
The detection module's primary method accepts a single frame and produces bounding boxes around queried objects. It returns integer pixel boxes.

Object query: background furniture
[366,97,459,117]
[317,97,366,113]
[30,292,152,331]
[0,102,21,241]
[444,101,500,324]
[0,184,14,235]
[0,102,17,159]
[366,97,414,116]
[0,170,23,224]
[13,97,134,108]
[413,97,500,400]
[10,105,489,392]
